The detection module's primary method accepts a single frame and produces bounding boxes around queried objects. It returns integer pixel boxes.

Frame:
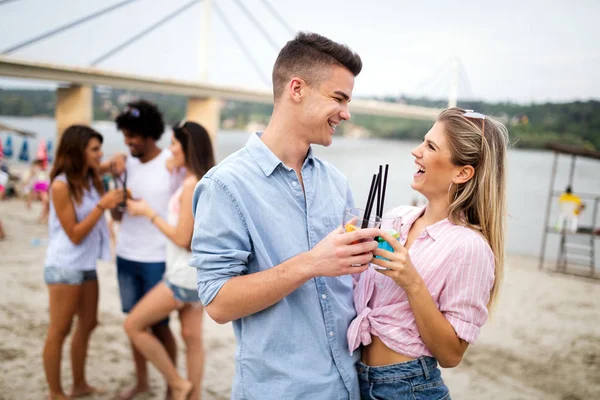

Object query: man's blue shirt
[190,133,359,400]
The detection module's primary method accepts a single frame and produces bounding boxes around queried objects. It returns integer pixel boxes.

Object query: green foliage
[448,98,600,149]
[0,88,55,116]
[0,88,598,150]
[352,96,600,150]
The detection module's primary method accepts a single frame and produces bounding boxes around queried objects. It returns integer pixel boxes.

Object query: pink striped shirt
[347,205,495,358]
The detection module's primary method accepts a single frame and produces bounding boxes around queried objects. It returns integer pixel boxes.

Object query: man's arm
[190,177,379,324]
[205,227,378,324]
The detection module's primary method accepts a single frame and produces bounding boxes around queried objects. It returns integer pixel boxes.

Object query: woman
[124,120,215,400]
[23,158,51,222]
[348,108,508,399]
[43,125,124,400]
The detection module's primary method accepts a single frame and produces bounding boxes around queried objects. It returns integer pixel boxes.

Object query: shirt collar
[425,218,452,240]
[246,132,315,177]
[397,205,452,241]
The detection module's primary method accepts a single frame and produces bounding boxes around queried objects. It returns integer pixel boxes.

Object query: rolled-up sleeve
[438,236,495,344]
[190,176,252,306]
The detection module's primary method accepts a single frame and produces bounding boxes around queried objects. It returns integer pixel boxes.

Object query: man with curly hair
[112,100,178,400]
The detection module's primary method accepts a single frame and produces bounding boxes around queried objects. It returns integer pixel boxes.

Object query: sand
[1,198,599,400]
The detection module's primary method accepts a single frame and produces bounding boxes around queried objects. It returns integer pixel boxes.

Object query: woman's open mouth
[414,162,425,178]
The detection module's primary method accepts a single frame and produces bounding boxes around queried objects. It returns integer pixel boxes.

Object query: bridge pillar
[186,97,222,150]
[56,85,93,139]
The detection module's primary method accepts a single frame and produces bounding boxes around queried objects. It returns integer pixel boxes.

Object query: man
[557,185,585,233]
[190,32,378,400]
[111,100,178,399]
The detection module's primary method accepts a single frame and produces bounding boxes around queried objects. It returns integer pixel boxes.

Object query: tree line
[1,88,598,150]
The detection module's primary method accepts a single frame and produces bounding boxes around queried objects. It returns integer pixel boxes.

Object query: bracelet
[96,203,106,211]
[150,213,158,223]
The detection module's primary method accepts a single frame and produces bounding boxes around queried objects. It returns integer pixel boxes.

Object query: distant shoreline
[1,87,599,151]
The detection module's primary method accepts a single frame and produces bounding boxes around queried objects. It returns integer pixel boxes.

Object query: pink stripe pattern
[348,206,495,358]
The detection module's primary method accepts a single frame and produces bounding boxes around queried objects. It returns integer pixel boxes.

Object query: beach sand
[1,198,599,400]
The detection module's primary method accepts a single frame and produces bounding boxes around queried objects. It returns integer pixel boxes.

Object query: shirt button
[329,331,334,337]
[292,181,298,187]
[322,294,327,299]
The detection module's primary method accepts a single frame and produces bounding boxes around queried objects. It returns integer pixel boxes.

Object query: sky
[0,0,599,104]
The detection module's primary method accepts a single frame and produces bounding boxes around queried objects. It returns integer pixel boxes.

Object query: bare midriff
[361,335,415,366]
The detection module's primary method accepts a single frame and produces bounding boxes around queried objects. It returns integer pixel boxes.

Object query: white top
[116,149,176,262]
[45,174,111,270]
[165,186,196,290]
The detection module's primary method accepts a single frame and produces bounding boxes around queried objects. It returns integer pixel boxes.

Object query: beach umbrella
[37,138,48,169]
[3,135,13,158]
[19,139,29,162]
[47,139,53,163]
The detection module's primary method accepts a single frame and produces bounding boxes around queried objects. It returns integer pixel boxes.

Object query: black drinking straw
[380,164,389,216]
[364,173,380,227]
[376,165,383,217]
[362,174,377,228]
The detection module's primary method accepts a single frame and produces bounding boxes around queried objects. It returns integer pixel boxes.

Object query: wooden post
[539,152,559,270]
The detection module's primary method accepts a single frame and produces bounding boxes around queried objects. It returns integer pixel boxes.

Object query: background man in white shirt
[111,100,178,400]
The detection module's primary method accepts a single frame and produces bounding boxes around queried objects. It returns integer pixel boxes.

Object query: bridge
[0,0,453,140]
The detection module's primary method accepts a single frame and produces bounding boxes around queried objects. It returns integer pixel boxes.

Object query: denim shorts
[116,257,169,326]
[44,266,98,285]
[357,357,450,400]
[165,280,200,303]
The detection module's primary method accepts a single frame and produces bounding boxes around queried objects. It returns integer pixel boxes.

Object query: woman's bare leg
[0,219,5,240]
[26,190,33,209]
[38,191,50,223]
[43,284,81,399]
[179,304,205,399]
[70,278,105,397]
[123,283,192,400]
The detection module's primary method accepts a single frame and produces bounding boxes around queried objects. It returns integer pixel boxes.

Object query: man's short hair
[115,100,165,140]
[272,32,362,100]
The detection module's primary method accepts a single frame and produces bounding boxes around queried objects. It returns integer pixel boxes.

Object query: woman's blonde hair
[437,107,509,309]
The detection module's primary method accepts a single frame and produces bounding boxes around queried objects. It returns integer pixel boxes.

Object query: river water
[1,115,599,270]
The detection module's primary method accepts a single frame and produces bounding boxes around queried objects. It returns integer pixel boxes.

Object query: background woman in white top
[43,125,123,400]
[124,121,215,400]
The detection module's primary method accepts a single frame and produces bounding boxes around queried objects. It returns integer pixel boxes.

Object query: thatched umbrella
[0,122,37,138]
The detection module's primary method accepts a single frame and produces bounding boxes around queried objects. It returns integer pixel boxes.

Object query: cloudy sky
[1,0,599,103]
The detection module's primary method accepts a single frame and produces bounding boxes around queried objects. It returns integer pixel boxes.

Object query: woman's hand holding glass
[126,199,154,218]
[98,189,125,210]
[371,229,424,294]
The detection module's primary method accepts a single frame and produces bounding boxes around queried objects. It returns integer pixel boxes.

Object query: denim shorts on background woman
[357,356,450,400]
[44,266,98,285]
[165,280,200,303]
